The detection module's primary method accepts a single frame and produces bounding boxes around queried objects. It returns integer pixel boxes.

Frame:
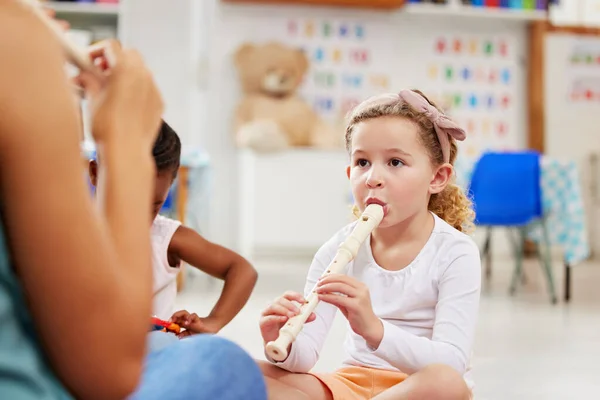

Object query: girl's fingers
[316,282,357,298]
[318,293,352,310]
[169,310,191,325]
[187,313,200,324]
[277,298,301,314]
[177,330,192,339]
[318,274,361,289]
[262,303,296,318]
[260,315,288,326]
[281,291,306,304]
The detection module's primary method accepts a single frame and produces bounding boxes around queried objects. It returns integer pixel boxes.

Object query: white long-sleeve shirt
[270,213,481,390]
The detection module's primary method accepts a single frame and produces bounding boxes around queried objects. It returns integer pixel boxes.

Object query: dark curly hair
[152,120,181,176]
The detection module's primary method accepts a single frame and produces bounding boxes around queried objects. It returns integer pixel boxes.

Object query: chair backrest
[86,149,176,215]
[468,151,542,226]
[161,188,175,214]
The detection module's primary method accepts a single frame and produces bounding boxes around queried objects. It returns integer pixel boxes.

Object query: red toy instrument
[150,317,181,334]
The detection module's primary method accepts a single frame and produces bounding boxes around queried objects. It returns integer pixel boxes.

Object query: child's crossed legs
[259,361,470,400]
[260,361,332,400]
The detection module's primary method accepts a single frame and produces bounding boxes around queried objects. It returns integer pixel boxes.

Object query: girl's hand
[75,40,163,150]
[316,274,383,349]
[259,291,316,344]
[170,310,224,338]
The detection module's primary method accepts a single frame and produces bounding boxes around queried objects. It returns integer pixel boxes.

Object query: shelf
[222,0,547,20]
[221,0,406,9]
[402,3,548,21]
[44,2,120,16]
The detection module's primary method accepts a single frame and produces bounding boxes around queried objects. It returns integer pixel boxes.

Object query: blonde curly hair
[346,90,475,234]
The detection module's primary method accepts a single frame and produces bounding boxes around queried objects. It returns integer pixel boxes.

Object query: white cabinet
[238,149,354,259]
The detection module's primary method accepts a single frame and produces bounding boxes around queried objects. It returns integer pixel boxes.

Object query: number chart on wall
[281,19,521,157]
[283,18,394,122]
[422,34,520,159]
[566,37,600,103]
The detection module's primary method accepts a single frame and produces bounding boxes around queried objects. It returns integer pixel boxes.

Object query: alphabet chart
[422,34,521,158]
[284,18,394,122]
[223,7,527,160]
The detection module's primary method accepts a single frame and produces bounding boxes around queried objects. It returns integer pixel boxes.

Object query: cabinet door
[238,149,352,258]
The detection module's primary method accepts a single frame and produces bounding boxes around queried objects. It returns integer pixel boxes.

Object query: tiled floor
[175,255,600,400]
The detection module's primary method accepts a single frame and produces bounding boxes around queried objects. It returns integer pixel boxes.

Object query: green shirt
[0,218,71,399]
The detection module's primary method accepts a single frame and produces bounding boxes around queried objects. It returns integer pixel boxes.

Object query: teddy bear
[233,41,343,153]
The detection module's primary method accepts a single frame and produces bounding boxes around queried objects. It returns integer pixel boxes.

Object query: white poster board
[545,33,600,257]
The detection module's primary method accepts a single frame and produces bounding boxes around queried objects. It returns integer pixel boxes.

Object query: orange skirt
[311,366,409,400]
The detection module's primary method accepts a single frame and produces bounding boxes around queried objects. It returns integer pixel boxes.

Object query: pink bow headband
[398,89,466,163]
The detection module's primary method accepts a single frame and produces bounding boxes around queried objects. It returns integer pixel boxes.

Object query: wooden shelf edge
[546,23,600,36]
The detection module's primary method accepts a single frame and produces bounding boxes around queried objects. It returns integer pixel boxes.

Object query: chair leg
[564,262,571,303]
[521,265,528,285]
[520,228,529,285]
[509,228,525,295]
[482,227,492,281]
[538,220,558,304]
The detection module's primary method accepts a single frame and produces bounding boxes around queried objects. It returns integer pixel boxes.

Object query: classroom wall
[204,2,530,257]
[119,0,210,149]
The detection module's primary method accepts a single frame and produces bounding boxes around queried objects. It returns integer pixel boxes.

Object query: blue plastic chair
[87,150,178,217]
[161,187,176,215]
[468,151,557,304]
